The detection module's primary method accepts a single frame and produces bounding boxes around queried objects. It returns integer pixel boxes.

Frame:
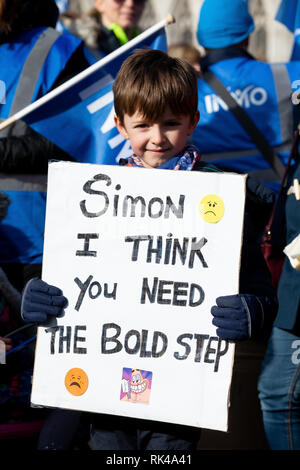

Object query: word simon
[80,173,185,219]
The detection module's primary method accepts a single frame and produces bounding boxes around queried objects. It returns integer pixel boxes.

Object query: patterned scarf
[126,145,201,170]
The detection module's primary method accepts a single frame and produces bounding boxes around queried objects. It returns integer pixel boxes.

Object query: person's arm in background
[0,128,74,173]
[0,45,92,172]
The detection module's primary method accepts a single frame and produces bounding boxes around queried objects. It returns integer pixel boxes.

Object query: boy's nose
[150,125,165,145]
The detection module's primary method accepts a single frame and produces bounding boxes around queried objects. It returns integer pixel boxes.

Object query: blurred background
[66,0,294,62]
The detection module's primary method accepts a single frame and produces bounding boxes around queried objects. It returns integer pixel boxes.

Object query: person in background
[55,0,80,32]
[0,191,42,450]
[0,0,92,293]
[193,0,300,194]
[168,43,203,74]
[62,0,147,57]
[192,0,298,449]
[258,126,300,450]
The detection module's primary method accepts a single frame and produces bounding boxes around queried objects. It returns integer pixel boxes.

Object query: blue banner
[25,27,167,165]
[276,0,300,60]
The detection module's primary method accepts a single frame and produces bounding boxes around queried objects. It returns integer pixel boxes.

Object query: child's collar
[157,155,181,170]
[125,146,201,170]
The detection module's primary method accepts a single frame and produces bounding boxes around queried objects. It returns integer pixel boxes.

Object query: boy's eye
[165,121,180,126]
[134,123,148,128]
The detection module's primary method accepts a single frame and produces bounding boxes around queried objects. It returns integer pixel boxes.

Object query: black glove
[21,278,68,324]
[211,294,265,341]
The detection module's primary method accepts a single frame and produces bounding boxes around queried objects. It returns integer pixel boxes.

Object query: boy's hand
[211,294,264,341]
[21,278,68,324]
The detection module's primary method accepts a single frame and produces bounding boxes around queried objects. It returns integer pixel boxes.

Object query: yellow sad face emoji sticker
[65,368,88,396]
[199,195,225,223]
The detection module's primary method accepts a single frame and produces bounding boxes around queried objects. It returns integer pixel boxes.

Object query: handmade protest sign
[31,161,246,432]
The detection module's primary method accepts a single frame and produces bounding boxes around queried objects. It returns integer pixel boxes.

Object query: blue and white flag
[276,0,300,60]
[4,21,168,165]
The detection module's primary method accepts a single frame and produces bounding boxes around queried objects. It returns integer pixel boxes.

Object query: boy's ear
[187,110,200,136]
[114,115,129,140]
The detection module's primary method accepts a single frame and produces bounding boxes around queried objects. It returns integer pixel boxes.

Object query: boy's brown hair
[113,48,199,125]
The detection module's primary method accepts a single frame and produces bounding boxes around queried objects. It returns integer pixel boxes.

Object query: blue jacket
[0,26,83,265]
[193,47,300,193]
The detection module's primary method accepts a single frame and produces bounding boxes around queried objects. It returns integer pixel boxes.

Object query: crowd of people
[0,0,299,452]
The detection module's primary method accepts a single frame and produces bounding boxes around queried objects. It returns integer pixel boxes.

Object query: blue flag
[276,0,300,60]
[24,25,167,165]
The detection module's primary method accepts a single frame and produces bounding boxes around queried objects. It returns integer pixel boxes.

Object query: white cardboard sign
[31,161,246,432]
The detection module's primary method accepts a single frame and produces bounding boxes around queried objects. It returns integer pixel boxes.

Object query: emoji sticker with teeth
[130,369,149,397]
[121,368,152,404]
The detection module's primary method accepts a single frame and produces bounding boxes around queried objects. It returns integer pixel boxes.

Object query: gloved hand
[21,278,68,324]
[211,294,265,341]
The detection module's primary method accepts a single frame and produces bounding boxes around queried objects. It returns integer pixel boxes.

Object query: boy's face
[115,108,200,168]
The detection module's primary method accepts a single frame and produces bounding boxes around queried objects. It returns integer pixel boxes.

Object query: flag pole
[0,15,175,132]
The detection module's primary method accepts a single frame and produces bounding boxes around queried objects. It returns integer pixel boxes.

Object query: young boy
[21,49,277,450]
[113,48,200,171]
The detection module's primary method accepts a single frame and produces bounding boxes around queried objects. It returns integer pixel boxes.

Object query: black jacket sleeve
[0,127,74,173]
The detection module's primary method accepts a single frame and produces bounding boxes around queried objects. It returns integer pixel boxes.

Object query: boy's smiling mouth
[146,148,170,153]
